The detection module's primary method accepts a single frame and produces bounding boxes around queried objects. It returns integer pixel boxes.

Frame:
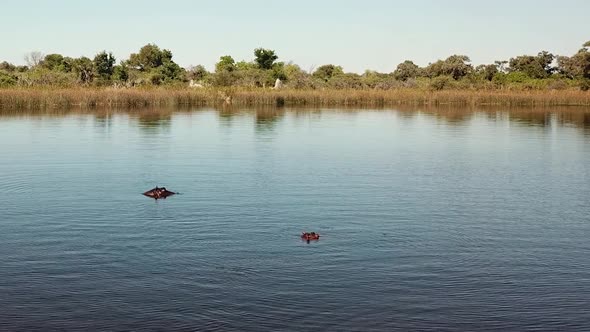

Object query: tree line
[1,41,589,90]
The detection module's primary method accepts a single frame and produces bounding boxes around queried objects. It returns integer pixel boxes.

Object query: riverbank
[1,87,589,110]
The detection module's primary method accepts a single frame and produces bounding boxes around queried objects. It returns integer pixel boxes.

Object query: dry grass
[0,87,589,111]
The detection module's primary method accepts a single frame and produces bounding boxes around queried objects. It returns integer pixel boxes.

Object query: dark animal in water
[143,187,176,199]
[301,232,320,241]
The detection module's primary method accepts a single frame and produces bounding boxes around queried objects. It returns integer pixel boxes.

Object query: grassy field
[1,87,589,110]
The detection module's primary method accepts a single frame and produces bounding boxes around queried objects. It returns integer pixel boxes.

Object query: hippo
[142,186,176,199]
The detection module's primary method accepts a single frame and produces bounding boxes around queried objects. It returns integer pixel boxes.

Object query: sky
[1,0,589,73]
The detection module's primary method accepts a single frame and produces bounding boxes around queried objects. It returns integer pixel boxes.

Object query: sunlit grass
[0,87,589,110]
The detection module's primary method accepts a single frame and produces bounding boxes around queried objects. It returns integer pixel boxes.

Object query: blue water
[0,108,589,331]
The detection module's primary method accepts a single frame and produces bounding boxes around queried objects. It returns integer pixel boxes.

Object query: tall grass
[0,87,589,111]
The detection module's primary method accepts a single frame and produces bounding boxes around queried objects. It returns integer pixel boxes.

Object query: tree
[126,44,182,84]
[93,51,116,79]
[494,60,508,73]
[73,57,94,84]
[0,71,18,87]
[509,55,543,78]
[215,55,236,72]
[441,55,472,80]
[312,64,344,82]
[235,60,257,71]
[280,62,313,88]
[253,48,278,70]
[187,65,209,81]
[536,51,555,74]
[24,51,44,68]
[128,44,165,71]
[38,53,74,73]
[393,60,420,81]
[41,54,65,71]
[271,62,287,81]
[0,61,16,72]
[112,64,129,82]
[508,51,554,78]
[159,59,183,82]
[425,55,472,80]
[424,60,444,78]
[330,73,364,89]
[475,64,498,81]
[557,43,590,79]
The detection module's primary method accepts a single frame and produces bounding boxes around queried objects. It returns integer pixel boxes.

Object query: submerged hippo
[142,186,176,199]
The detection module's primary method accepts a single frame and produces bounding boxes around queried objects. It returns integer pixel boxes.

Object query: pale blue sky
[1,0,588,73]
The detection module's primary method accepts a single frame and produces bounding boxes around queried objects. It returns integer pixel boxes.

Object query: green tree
[508,51,554,78]
[253,48,278,70]
[424,60,443,78]
[393,60,420,81]
[442,55,472,80]
[0,61,16,72]
[475,64,498,81]
[187,65,209,81]
[156,49,182,82]
[234,67,266,87]
[429,76,452,90]
[112,64,129,82]
[73,57,94,84]
[0,70,18,86]
[557,42,590,80]
[312,64,344,82]
[40,54,73,72]
[425,55,472,80]
[93,51,116,80]
[235,60,257,71]
[126,44,182,84]
[213,71,238,86]
[536,51,554,73]
[159,59,183,82]
[128,44,165,71]
[215,55,236,73]
[272,62,287,80]
[42,54,64,71]
[282,63,312,88]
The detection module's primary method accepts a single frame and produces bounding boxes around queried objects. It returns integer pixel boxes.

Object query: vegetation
[1,87,588,111]
[0,41,589,109]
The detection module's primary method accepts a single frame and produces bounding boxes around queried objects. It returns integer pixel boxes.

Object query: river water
[1,107,589,331]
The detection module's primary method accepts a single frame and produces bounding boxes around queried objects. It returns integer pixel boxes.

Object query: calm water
[1,107,589,331]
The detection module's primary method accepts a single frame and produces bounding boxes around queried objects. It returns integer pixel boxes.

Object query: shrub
[0,70,18,87]
[429,76,452,90]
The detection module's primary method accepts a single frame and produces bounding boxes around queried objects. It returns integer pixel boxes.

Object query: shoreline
[1,87,589,110]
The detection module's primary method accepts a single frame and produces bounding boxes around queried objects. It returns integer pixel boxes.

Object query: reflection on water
[134,111,172,134]
[93,112,113,129]
[2,106,589,133]
[255,109,284,134]
[0,106,589,331]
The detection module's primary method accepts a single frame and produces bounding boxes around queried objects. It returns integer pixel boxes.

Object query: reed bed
[0,87,589,111]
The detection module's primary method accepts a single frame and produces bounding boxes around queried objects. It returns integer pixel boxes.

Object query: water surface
[1,107,589,331]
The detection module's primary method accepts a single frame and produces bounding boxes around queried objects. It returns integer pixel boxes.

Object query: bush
[212,71,238,87]
[0,70,18,87]
[18,68,76,87]
[546,79,569,90]
[328,73,364,89]
[504,72,530,83]
[429,76,452,90]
